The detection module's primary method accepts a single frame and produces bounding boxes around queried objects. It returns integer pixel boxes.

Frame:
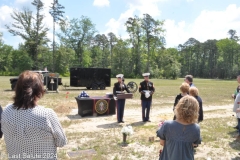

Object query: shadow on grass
[4,89,13,92]
[117,142,129,147]
[96,122,122,129]
[229,139,240,150]
[227,129,240,152]
[227,130,238,137]
[66,114,114,120]
[130,121,146,127]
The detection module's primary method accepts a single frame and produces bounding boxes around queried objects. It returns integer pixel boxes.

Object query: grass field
[0,76,239,160]
[0,76,236,107]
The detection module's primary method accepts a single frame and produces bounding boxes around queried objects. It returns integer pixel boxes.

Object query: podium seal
[95,100,108,114]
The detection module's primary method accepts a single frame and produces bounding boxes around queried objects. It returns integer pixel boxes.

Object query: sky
[0,0,240,48]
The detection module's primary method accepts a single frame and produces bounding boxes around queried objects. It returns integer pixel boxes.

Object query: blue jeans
[142,100,152,121]
[117,99,125,122]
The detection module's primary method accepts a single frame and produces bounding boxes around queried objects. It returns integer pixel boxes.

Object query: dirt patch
[57,104,240,160]
[53,101,78,114]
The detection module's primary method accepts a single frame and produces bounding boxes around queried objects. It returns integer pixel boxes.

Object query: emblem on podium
[95,100,108,114]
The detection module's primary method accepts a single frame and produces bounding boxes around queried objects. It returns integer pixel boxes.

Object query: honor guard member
[113,74,130,123]
[139,73,155,122]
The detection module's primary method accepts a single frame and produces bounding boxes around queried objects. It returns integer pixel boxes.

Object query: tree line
[0,0,239,79]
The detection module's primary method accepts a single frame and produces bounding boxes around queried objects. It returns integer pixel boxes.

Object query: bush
[0,71,18,76]
[61,72,70,77]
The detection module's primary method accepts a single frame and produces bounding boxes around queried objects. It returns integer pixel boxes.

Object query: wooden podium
[116,93,133,99]
[75,96,116,117]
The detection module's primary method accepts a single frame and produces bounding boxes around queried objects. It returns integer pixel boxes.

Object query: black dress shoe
[234,126,239,129]
[121,121,125,123]
[147,120,151,122]
[118,121,121,123]
[143,120,146,122]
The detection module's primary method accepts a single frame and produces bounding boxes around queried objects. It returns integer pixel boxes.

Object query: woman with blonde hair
[189,86,203,123]
[173,82,190,120]
[157,96,201,160]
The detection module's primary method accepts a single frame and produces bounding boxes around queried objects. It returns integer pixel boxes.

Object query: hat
[142,73,150,77]
[116,74,124,78]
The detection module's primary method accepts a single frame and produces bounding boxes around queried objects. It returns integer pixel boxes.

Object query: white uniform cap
[142,73,150,77]
[116,74,124,78]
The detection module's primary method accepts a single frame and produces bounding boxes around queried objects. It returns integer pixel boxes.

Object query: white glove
[145,92,150,98]
[114,96,117,100]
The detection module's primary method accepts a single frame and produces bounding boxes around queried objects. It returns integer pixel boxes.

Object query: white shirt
[233,93,240,118]
[1,104,67,160]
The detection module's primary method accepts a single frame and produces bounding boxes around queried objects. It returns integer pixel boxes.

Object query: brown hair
[180,82,190,93]
[174,95,199,123]
[13,71,45,110]
[189,87,199,97]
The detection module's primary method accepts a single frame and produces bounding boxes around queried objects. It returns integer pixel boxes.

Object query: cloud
[105,8,135,36]
[164,20,190,47]
[15,0,30,4]
[163,4,240,47]
[127,0,166,17]
[0,0,63,48]
[104,0,165,37]
[0,5,13,32]
[104,1,240,48]
[93,0,110,7]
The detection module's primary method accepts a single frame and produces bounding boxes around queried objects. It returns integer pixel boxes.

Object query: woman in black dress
[173,82,190,120]
[189,87,203,123]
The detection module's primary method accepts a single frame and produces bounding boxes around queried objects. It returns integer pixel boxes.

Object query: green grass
[0,76,239,159]
[0,76,237,107]
[201,117,235,143]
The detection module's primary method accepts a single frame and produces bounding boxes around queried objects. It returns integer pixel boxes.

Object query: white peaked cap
[116,74,124,78]
[142,73,150,77]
